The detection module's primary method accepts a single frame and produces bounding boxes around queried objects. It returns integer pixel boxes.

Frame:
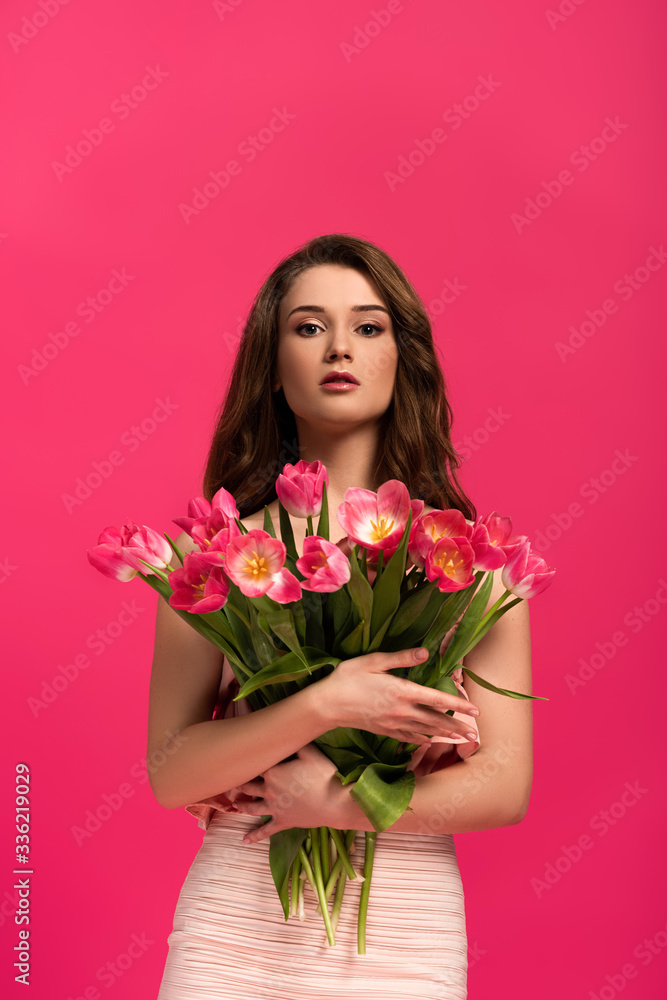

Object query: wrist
[333,778,373,832]
[304,674,338,734]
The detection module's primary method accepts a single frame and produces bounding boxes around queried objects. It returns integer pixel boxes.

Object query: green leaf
[329,586,353,635]
[315,745,365,771]
[461,665,549,701]
[300,588,325,650]
[349,764,416,833]
[338,618,366,657]
[264,608,305,663]
[408,582,481,683]
[439,571,495,674]
[245,598,280,667]
[164,532,186,566]
[290,599,307,647]
[345,546,373,646]
[456,597,523,659]
[278,498,298,562]
[235,649,341,699]
[269,827,308,920]
[386,579,438,637]
[335,765,366,785]
[316,480,330,541]
[263,506,277,538]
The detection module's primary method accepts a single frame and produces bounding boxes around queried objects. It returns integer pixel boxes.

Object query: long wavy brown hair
[202,233,476,521]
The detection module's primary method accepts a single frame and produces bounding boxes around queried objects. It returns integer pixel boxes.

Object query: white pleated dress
[156,659,480,1000]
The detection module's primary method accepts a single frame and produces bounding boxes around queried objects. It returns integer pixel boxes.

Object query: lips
[320,371,360,385]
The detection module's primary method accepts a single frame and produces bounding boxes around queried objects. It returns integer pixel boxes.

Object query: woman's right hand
[315,647,481,744]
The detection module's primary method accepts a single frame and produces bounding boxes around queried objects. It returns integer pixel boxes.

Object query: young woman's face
[274,264,399,434]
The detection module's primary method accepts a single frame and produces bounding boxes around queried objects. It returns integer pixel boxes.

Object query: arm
[335,566,533,834]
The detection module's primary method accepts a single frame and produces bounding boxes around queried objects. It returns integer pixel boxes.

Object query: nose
[324,324,353,361]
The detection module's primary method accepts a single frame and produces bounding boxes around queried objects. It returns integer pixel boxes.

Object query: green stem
[304,828,335,946]
[289,852,302,918]
[306,514,314,537]
[319,826,331,882]
[297,863,306,919]
[328,827,361,882]
[357,831,377,955]
[455,589,521,660]
[324,829,359,898]
[330,865,348,934]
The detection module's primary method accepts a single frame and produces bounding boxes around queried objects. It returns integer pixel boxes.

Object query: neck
[294,419,382,516]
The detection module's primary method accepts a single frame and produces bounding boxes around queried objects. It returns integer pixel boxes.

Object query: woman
[151,234,533,999]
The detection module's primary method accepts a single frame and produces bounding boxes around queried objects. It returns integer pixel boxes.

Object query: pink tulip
[467,512,512,571]
[501,533,530,562]
[425,536,476,592]
[88,522,171,581]
[191,507,242,552]
[409,509,471,569]
[501,538,555,598]
[87,524,139,582]
[168,551,230,613]
[275,460,329,518]
[224,529,302,602]
[122,524,173,574]
[296,536,351,592]
[173,485,239,538]
[337,480,423,558]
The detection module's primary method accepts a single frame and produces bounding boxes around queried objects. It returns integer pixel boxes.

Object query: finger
[406,681,479,716]
[236,781,264,796]
[242,820,276,845]
[372,647,430,670]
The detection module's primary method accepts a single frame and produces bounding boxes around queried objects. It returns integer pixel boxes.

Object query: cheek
[359,343,398,390]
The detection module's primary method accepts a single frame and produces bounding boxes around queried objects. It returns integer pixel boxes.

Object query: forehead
[279,265,386,320]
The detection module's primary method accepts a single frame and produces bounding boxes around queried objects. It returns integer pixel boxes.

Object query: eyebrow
[286,304,390,319]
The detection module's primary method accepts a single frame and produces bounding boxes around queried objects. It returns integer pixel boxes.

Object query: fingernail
[415,648,428,660]
[468,708,480,716]
[464,731,478,741]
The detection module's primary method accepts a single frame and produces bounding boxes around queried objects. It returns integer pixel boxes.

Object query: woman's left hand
[234,742,348,845]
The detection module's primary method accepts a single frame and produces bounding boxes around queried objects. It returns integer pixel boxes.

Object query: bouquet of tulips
[87,461,555,954]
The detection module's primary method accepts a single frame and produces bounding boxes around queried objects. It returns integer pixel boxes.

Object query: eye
[295,322,385,337]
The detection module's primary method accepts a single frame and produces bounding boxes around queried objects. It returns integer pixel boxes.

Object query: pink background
[1,0,665,996]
